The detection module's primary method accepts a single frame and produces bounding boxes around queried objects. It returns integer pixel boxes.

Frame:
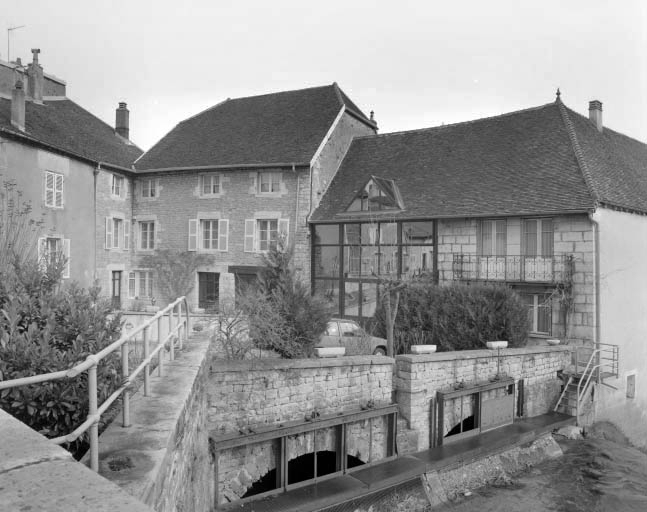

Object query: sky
[4,0,647,151]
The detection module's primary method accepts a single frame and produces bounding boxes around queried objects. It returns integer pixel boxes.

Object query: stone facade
[207,356,393,502]
[436,214,594,343]
[396,346,571,450]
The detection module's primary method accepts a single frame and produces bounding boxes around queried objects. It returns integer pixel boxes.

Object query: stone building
[130,84,377,310]
[309,93,647,444]
[0,50,141,293]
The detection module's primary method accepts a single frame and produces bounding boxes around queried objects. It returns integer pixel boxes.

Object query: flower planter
[314,347,346,358]
[486,341,508,350]
[546,339,561,346]
[410,344,437,354]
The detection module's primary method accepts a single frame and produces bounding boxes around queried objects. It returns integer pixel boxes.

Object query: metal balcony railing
[0,296,190,472]
[452,254,573,283]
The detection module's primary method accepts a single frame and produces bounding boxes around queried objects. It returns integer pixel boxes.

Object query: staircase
[554,343,619,425]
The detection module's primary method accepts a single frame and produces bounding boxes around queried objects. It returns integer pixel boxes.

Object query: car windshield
[339,321,361,336]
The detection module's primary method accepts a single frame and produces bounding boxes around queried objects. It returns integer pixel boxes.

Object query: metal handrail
[0,296,191,472]
[575,348,600,423]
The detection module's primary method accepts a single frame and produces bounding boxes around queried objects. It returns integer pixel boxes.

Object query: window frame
[257,171,282,195]
[523,218,554,258]
[138,221,156,251]
[38,235,70,279]
[44,170,64,209]
[522,292,552,335]
[200,174,221,197]
[141,178,157,198]
[111,174,125,198]
[128,270,154,299]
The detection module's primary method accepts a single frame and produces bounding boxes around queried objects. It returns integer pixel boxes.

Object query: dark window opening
[445,415,476,438]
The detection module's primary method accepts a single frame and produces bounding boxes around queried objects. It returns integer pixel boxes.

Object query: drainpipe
[588,209,601,385]
[94,163,101,282]
[293,163,299,249]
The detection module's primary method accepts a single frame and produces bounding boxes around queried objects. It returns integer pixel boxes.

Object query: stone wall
[94,332,213,512]
[396,346,571,450]
[208,356,394,503]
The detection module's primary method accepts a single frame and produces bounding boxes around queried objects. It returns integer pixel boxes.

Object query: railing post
[88,364,99,472]
[143,325,150,397]
[168,307,175,361]
[121,340,130,427]
[157,315,164,376]
[176,303,183,351]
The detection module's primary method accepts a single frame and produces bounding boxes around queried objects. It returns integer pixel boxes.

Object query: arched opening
[242,451,366,498]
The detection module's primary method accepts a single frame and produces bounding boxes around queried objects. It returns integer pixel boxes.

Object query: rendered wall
[594,207,647,448]
[396,346,571,450]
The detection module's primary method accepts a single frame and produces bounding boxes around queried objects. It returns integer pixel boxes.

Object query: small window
[142,179,156,198]
[258,219,278,251]
[112,218,123,249]
[38,236,70,278]
[522,293,552,335]
[128,270,154,298]
[200,174,220,196]
[44,171,64,208]
[257,172,281,194]
[139,221,155,250]
[244,218,289,252]
[326,322,339,336]
[112,175,125,197]
[202,220,219,250]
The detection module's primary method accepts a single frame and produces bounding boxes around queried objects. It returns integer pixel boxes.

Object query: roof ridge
[565,105,647,146]
[556,99,600,203]
[220,83,333,104]
[349,102,558,141]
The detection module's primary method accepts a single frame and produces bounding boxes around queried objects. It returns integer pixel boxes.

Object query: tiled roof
[135,83,374,171]
[312,101,599,222]
[0,98,142,169]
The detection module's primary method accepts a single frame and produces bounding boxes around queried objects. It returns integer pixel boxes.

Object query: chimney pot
[27,49,44,103]
[588,100,603,132]
[115,102,130,139]
[11,80,26,131]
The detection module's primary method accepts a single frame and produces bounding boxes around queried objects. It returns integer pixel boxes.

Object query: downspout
[94,163,101,281]
[588,208,601,385]
[293,163,299,247]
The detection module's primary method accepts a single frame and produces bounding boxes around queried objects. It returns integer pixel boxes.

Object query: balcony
[452,254,572,284]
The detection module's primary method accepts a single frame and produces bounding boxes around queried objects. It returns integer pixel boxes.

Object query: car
[317,318,387,355]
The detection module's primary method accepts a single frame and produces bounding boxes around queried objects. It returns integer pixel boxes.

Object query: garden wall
[396,346,571,450]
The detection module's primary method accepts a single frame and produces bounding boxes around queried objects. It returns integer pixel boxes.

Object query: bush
[243,242,331,358]
[0,266,122,457]
[375,281,529,353]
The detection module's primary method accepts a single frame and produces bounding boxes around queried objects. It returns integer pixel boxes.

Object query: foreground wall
[595,207,647,448]
[396,346,571,450]
[207,356,394,503]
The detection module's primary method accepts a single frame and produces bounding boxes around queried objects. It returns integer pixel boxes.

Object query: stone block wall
[208,356,394,503]
[396,346,571,450]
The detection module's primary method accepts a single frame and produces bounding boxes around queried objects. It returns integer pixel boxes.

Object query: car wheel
[373,347,386,356]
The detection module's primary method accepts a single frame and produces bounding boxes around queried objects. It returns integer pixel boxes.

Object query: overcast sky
[5,0,647,151]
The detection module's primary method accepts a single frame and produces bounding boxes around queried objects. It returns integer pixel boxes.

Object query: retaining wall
[396,346,571,450]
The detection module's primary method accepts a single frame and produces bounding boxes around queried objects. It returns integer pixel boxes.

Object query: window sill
[199,194,223,199]
[44,205,64,210]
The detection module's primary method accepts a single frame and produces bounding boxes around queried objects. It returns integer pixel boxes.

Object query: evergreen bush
[375,281,529,353]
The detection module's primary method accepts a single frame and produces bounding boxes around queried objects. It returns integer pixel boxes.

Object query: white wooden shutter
[63,239,70,278]
[105,217,113,249]
[278,219,290,246]
[244,219,256,252]
[121,177,128,198]
[218,219,228,251]
[45,172,54,206]
[124,221,130,251]
[188,219,198,251]
[37,237,46,270]
[55,174,64,207]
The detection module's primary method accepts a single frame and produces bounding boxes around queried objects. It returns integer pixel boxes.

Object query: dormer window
[346,176,404,212]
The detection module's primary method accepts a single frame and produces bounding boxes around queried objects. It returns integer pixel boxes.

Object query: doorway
[198,272,219,311]
[111,271,122,309]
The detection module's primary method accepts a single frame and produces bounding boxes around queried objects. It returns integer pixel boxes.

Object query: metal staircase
[554,343,619,425]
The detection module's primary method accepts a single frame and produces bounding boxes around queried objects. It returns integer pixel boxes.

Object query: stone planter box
[486,341,508,350]
[314,347,346,358]
[410,345,437,354]
[546,339,561,346]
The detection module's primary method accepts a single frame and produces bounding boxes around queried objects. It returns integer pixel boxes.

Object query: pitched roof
[135,83,374,171]
[312,101,602,222]
[0,98,142,169]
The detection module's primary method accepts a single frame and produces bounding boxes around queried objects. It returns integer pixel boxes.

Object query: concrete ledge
[396,345,570,363]
[0,409,152,512]
[211,355,394,372]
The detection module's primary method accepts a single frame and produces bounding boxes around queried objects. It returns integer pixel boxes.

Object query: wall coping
[210,355,395,372]
[396,345,570,364]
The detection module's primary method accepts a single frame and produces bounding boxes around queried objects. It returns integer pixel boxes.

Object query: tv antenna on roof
[7,25,25,62]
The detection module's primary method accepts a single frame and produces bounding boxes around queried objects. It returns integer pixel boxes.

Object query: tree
[140,250,210,303]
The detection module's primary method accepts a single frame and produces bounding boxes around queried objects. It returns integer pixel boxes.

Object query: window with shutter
[188,219,198,251]
[44,171,64,208]
[105,217,113,249]
[218,219,228,251]
[124,221,130,251]
[244,219,256,252]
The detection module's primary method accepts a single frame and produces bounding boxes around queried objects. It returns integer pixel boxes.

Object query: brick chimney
[11,80,26,131]
[115,102,130,139]
[26,49,44,103]
[589,100,603,133]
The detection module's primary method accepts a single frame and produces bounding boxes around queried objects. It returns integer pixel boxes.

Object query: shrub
[375,281,529,353]
[140,249,210,303]
[243,242,331,358]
